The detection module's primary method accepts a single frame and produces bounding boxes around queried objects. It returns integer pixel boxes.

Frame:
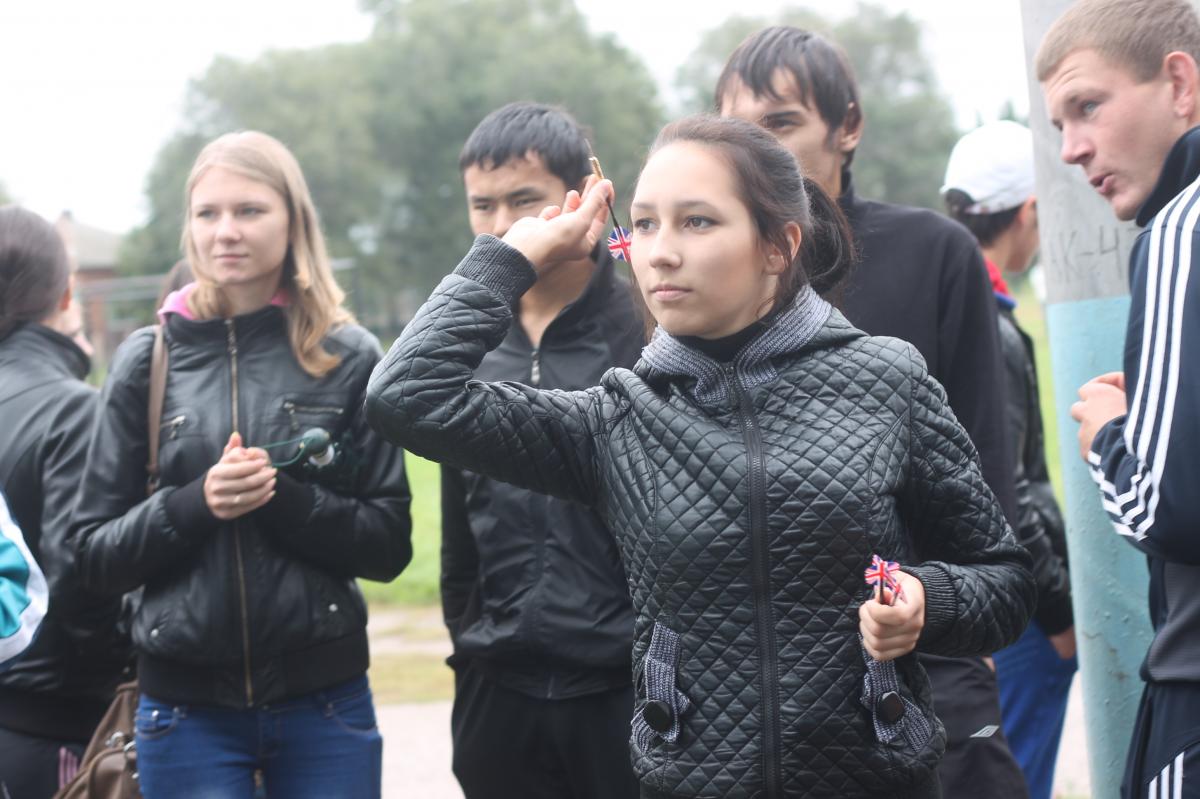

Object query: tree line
[117,0,964,331]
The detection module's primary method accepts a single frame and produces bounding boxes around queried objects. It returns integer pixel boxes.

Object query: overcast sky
[0,0,1030,233]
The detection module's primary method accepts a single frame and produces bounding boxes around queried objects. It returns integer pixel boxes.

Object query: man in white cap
[943,120,1076,799]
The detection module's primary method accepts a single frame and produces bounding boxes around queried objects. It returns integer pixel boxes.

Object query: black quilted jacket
[366,236,1035,798]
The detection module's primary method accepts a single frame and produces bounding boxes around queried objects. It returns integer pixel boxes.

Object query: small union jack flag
[864,554,906,605]
[608,226,632,262]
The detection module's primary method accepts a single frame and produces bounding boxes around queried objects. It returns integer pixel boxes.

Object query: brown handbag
[52,681,141,799]
[54,325,168,799]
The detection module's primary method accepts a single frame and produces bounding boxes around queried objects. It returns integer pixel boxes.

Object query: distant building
[56,212,124,363]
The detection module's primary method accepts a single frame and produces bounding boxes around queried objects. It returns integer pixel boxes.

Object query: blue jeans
[134,675,382,798]
[993,623,1077,799]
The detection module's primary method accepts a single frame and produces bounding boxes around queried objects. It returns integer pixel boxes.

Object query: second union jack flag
[863,554,906,605]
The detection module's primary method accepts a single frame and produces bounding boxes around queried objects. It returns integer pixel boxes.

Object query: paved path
[380,702,462,799]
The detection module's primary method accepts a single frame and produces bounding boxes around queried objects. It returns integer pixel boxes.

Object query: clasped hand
[858,571,925,661]
[501,177,614,272]
[203,432,277,520]
[1070,371,1127,460]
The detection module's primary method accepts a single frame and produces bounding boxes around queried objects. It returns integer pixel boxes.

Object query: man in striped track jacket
[1038,1,1200,797]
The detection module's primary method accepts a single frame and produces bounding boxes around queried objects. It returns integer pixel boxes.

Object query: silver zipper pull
[166,415,186,439]
[283,401,299,431]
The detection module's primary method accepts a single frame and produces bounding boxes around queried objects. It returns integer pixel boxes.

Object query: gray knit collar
[637,285,834,405]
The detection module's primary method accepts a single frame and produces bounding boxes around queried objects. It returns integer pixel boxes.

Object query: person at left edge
[71,131,413,799]
[0,206,128,798]
[0,488,46,671]
[444,102,641,799]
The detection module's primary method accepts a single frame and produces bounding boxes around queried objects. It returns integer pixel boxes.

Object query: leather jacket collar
[0,323,90,380]
[164,303,287,350]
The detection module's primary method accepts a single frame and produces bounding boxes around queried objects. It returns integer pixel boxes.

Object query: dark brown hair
[715,26,863,170]
[156,259,194,310]
[459,102,592,189]
[635,114,855,330]
[943,190,1023,248]
[0,206,71,341]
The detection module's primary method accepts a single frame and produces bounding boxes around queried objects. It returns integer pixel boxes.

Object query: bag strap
[145,325,168,496]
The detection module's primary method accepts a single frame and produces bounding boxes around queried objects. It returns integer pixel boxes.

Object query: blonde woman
[72,132,412,798]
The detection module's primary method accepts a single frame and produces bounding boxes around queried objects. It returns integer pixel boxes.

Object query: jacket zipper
[226,320,255,707]
[283,401,345,432]
[163,415,186,439]
[530,348,541,387]
[725,365,782,798]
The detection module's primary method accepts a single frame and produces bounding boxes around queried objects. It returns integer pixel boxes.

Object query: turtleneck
[639,285,835,405]
[677,316,771,363]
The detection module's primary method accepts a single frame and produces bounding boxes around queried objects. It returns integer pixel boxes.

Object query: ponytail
[797,177,857,302]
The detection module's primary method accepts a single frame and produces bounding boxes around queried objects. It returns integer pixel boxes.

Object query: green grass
[359,452,442,605]
[1012,277,1065,505]
[368,651,454,704]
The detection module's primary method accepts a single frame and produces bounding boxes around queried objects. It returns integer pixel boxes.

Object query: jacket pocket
[864,638,936,758]
[631,621,692,754]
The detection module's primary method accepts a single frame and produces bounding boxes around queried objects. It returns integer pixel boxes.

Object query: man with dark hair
[718,26,1027,799]
[1040,0,1200,794]
[443,101,642,799]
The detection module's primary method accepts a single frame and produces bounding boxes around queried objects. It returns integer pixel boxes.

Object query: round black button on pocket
[877,691,905,724]
[642,700,673,733]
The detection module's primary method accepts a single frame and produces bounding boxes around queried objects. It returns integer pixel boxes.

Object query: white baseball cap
[941,120,1035,215]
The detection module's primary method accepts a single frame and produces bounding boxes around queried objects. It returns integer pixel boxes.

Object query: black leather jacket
[0,324,128,740]
[997,306,1073,634]
[367,237,1035,798]
[441,249,642,698]
[72,306,412,709]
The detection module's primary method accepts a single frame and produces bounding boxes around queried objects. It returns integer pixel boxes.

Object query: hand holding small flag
[859,554,925,661]
[864,554,906,606]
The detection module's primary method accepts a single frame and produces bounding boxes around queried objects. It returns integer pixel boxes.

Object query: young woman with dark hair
[71,132,413,798]
[367,114,1035,799]
[0,206,129,798]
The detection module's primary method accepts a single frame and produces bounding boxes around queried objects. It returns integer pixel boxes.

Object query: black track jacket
[441,247,643,698]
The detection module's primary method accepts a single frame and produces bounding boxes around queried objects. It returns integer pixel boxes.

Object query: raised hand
[501,178,613,273]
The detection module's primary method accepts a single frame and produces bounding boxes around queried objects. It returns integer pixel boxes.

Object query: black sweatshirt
[838,177,1018,525]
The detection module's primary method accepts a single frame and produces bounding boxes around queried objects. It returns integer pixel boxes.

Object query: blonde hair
[182,131,351,377]
[1036,0,1200,82]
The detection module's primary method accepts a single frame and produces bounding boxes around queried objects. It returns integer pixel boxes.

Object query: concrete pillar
[1019,3,1157,795]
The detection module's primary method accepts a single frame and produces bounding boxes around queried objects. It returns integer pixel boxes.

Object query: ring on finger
[234,493,242,506]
